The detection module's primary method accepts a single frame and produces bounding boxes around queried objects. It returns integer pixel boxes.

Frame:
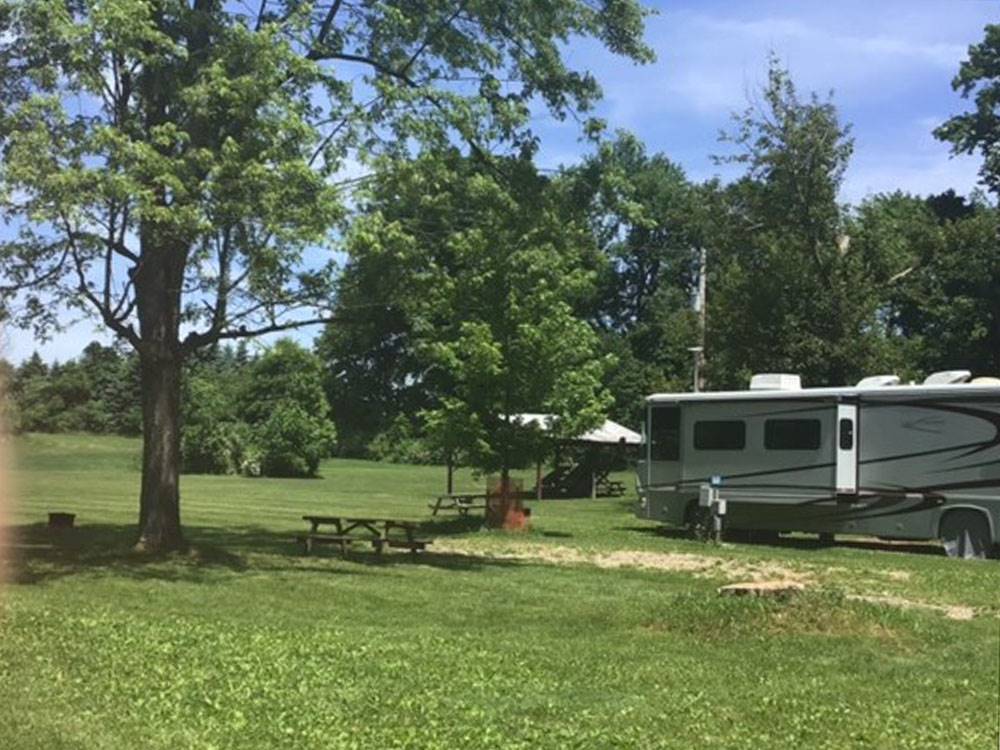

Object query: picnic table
[429,493,487,516]
[297,515,432,557]
[596,476,627,497]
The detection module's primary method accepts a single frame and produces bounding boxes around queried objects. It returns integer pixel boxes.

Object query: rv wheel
[939,510,993,560]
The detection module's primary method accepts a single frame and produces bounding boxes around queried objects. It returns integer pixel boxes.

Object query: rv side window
[764,419,821,450]
[693,420,746,450]
[839,418,854,450]
[650,406,680,461]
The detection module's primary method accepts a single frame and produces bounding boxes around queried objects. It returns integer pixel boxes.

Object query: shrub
[255,402,336,478]
[367,415,439,465]
[182,421,260,476]
[239,340,331,426]
[179,341,337,477]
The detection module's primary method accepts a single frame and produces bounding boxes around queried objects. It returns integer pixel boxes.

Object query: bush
[52,401,110,433]
[180,340,338,477]
[367,415,439,464]
[256,402,336,478]
[182,421,260,476]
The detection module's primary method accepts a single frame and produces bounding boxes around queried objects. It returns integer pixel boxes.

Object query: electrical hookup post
[699,475,726,543]
[486,476,531,531]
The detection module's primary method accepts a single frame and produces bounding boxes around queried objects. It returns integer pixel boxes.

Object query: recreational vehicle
[635,371,1000,559]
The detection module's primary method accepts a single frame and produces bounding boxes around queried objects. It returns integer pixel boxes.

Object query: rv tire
[939,510,994,560]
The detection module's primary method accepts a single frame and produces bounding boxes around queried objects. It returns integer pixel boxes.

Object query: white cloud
[544,3,993,203]
[593,8,973,123]
[843,117,983,203]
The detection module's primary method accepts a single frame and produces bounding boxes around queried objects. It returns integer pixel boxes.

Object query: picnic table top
[302,514,418,527]
[436,492,487,500]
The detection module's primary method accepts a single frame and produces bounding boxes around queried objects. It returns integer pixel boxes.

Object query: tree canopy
[936,24,1000,197]
[336,151,613,477]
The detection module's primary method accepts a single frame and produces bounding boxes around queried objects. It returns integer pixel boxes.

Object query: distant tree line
[2,343,141,435]
[1,339,335,478]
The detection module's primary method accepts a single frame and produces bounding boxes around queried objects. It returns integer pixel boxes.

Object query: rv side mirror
[839,418,854,450]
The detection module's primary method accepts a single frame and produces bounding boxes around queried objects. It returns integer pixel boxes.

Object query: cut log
[48,513,76,530]
[718,580,806,598]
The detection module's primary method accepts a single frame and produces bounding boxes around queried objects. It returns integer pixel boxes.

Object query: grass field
[2,433,999,749]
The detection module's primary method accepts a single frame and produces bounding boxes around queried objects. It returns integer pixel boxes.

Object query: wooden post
[536,458,543,501]
[591,469,596,499]
[446,451,454,495]
[695,244,707,391]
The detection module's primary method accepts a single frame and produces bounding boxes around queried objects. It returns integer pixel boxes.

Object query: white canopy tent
[441,413,642,500]
[510,413,642,445]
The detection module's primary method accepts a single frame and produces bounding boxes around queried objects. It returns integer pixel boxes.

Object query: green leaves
[707,59,872,388]
[935,24,1000,196]
[0,0,651,347]
[340,152,612,473]
[181,339,336,478]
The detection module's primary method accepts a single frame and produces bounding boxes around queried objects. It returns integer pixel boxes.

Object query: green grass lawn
[2,433,999,749]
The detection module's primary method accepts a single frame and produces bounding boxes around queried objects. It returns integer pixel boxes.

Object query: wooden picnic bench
[429,493,487,516]
[593,470,627,498]
[298,515,432,557]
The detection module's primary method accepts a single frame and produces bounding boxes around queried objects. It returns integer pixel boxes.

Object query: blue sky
[3,0,996,364]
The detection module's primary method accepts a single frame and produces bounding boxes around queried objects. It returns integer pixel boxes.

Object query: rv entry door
[836,403,858,495]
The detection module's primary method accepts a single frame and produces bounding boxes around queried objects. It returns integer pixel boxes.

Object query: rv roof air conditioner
[856,375,900,388]
[749,373,802,391]
[922,370,972,385]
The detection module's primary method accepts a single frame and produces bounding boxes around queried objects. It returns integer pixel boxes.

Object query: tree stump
[48,512,75,530]
[718,580,805,598]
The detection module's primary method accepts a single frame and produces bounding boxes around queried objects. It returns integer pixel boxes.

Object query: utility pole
[692,245,708,391]
[687,346,704,393]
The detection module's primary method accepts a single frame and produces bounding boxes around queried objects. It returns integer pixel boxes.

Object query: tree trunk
[133,222,188,552]
[136,350,184,552]
[991,298,1000,375]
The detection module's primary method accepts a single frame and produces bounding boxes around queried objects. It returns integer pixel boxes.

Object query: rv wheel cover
[940,510,992,560]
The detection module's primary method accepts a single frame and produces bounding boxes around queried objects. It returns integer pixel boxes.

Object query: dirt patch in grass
[882,570,912,581]
[847,594,975,621]
[640,590,912,645]
[434,541,812,582]
[429,543,985,622]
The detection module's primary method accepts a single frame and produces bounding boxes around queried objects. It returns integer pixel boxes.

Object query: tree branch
[69,229,139,262]
[182,314,347,350]
[314,0,344,50]
[254,0,268,31]
[400,1,470,77]
[61,214,141,348]
[0,244,72,295]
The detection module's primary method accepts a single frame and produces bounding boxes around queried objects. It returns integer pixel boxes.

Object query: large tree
[935,24,1000,198]
[342,151,613,482]
[706,59,898,388]
[314,227,430,458]
[864,192,1000,375]
[0,0,651,550]
[566,132,704,423]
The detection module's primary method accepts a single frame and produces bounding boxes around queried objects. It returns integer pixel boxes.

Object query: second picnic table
[298,515,431,557]
[429,493,487,516]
